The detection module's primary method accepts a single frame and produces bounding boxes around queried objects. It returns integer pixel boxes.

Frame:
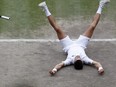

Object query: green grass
[0,0,115,38]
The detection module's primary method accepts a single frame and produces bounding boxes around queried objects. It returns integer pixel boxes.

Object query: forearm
[92,61,104,75]
[53,62,64,71]
[49,62,64,75]
[92,61,102,69]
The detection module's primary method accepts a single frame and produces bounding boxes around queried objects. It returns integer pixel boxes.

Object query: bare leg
[82,0,110,38]
[47,15,66,40]
[38,1,66,40]
[82,13,100,38]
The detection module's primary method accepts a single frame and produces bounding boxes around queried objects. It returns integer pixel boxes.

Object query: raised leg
[82,13,100,38]
[47,15,66,40]
[38,1,66,40]
[82,0,110,38]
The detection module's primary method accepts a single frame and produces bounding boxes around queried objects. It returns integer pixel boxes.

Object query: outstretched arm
[92,61,104,75]
[49,62,64,76]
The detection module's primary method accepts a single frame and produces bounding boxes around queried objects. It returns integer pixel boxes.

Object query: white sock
[44,5,51,17]
[96,6,102,14]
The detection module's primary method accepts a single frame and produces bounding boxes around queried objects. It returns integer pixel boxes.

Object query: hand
[49,68,57,76]
[98,67,104,75]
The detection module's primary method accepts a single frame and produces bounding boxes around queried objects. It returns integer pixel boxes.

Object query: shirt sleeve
[63,58,73,66]
[82,56,93,65]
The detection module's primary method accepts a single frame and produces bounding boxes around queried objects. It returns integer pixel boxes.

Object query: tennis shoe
[38,1,47,11]
[99,0,110,8]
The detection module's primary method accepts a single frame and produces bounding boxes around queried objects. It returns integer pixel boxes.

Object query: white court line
[0,39,116,42]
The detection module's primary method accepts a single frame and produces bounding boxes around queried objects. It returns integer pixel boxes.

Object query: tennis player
[38,0,110,75]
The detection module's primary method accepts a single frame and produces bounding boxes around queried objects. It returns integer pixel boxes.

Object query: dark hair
[74,60,83,70]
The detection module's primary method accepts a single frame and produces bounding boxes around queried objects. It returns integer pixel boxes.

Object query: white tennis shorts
[60,35,90,53]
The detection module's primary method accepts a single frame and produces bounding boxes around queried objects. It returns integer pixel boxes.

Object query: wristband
[53,68,57,72]
[98,67,103,71]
